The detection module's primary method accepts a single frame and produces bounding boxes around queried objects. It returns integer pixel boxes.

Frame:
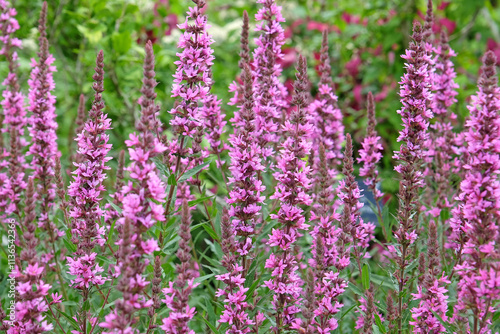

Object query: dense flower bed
[0,0,499,333]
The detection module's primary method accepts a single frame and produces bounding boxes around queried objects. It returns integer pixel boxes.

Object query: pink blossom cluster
[392,22,433,250]
[215,209,260,333]
[310,31,345,182]
[410,275,450,332]
[160,200,199,333]
[424,30,460,218]
[410,220,450,333]
[66,50,111,291]
[170,0,214,137]
[358,92,384,202]
[252,0,288,158]
[218,64,265,332]
[265,55,312,332]
[99,42,165,333]
[0,0,26,218]
[339,135,375,264]
[450,51,500,333]
[10,263,55,333]
[27,4,60,230]
[227,63,265,254]
[166,0,216,211]
[8,178,62,334]
[355,295,385,330]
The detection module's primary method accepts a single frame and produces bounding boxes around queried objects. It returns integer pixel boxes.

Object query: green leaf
[205,296,217,328]
[348,283,364,296]
[56,308,80,331]
[63,238,77,253]
[374,314,387,333]
[362,264,371,290]
[106,198,122,214]
[153,157,171,178]
[61,300,79,306]
[198,314,219,333]
[167,174,177,186]
[83,299,91,313]
[112,31,132,54]
[339,305,356,320]
[431,310,455,333]
[96,255,115,265]
[202,223,220,241]
[178,159,213,183]
[194,273,215,284]
[188,196,213,208]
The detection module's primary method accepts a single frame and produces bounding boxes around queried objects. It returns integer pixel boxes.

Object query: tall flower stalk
[228,10,250,107]
[164,0,215,216]
[99,41,166,333]
[297,143,346,333]
[410,221,450,333]
[218,63,265,332]
[450,51,500,334]
[0,0,27,219]
[9,178,61,333]
[67,50,111,334]
[358,92,384,228]
[310,30,344,181]
[339,134,374,273]
[392,22,433,332]
[252,0,288,158]
[265,55,312,333]
[27,1,60,232]
[161,199,199,333]
[424,30,459,219]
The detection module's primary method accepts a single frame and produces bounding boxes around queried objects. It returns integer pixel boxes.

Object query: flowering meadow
[0,0,500,333]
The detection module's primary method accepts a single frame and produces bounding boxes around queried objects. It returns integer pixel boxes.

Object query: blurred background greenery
[4,0,500,194]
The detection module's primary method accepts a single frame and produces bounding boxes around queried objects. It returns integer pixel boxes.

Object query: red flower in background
[487,38,500,65]
[341,12,368,26]
[277,47,297,69]
[345,56,362,78]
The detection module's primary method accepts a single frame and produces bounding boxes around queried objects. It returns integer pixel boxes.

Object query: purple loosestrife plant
[410,221,450,333]
[70,94,87,166]
[219,64,265,333]
[358,92,384,224]
[9,178,61,333]
[392,21,433,332]
[27,2,60,232]
[298,144,346,333]
[339,134,374,270]
[310,30,344,181]
[99,41,166,333]
[161,199,199,333]
[252,0,288,159]
[450,51,500,333]
[201,94,226,158]
[227,63,265,257]
[265,55,312,333]
[0,0,23,135]
[355,288,386,332]
[165,0,215,213]
[228,10,250,108]
[215,208,260,333]
[0,0,27,218]
[66,50,111,333]
[424,30,459,220]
